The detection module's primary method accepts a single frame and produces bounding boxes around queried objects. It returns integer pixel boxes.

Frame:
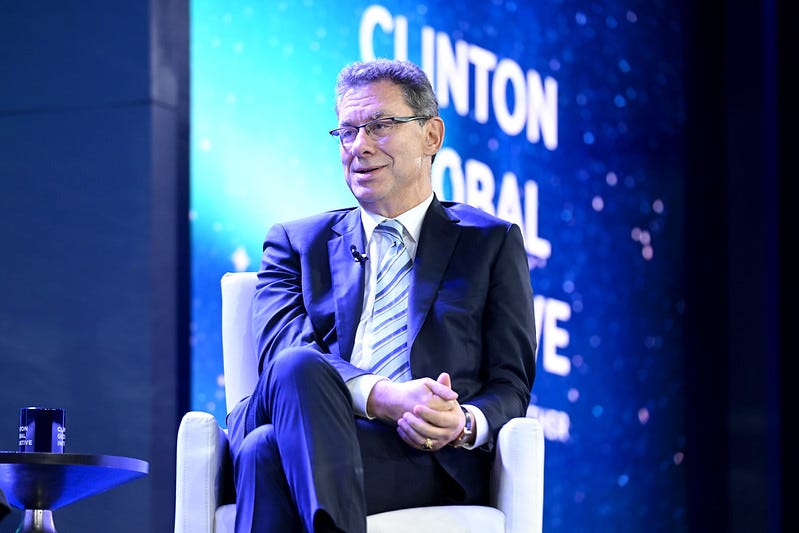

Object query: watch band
[451,407,474,448]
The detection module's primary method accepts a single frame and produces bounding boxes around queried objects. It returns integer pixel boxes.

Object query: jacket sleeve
[469,222,536,450]
[250,222,369,383]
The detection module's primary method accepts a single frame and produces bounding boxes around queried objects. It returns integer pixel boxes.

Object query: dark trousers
[227,347,455,533]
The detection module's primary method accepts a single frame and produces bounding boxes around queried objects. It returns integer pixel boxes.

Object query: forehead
[337,80,410,122]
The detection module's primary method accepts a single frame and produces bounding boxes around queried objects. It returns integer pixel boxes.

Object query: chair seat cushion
[368,505,505,533]
[213,504,505,533]
[214,505,236,533]
[214,504,236,533]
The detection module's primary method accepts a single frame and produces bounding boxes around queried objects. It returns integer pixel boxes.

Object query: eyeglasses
[329,116,430,147]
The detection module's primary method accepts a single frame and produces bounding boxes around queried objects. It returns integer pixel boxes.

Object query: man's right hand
[395,373,467,451]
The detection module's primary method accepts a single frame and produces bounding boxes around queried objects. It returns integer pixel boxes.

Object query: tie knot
[375,219,405,244]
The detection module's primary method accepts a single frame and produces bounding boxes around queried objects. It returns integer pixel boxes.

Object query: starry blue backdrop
[190,1,686,530]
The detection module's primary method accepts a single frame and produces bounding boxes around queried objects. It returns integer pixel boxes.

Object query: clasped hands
[367,372,466,452]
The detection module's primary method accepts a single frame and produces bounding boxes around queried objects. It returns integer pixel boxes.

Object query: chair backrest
[220,272,260,415]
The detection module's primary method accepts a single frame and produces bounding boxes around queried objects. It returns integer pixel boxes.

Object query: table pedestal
[0,452,149,533]
[18,509,56,533]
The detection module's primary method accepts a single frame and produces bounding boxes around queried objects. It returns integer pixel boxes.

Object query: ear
[423,116,445,156]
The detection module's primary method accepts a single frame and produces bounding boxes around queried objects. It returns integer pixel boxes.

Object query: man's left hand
[396,373,465,451]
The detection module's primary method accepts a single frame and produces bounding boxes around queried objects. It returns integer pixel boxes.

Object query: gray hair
[334,58,439,118]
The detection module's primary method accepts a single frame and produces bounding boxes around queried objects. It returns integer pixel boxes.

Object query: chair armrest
[490,417,545,533]
[174,411,231,533]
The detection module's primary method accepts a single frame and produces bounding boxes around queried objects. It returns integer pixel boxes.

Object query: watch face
[462,408,473,434]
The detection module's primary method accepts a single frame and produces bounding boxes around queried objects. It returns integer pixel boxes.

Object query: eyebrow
[340,110,390,126]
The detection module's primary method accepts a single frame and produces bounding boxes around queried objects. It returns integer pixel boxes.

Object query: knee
[234,424,279,473]
[253,348,348,414]
[268,347,334,385]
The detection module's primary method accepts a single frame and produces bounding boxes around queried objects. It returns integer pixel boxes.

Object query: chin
[351,184,382,202]
[354,193,379,207]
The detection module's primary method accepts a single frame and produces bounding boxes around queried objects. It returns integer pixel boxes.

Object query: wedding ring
[423,437,433,450]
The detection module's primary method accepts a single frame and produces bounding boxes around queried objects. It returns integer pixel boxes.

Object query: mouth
[351,164,383,176]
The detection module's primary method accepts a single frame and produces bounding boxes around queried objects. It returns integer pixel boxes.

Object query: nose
[348,127,373,155]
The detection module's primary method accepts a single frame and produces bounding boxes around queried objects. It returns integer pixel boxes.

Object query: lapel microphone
[350,244,368,263]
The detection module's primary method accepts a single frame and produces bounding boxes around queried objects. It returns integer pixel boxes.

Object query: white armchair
[175,272,545,533]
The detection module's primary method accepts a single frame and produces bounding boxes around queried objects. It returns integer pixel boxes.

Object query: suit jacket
[251,196,536,501]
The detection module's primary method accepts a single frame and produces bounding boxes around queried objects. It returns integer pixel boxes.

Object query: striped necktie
[369,219,413,382]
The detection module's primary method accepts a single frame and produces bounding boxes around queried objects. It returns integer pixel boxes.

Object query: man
[227,58,536,532]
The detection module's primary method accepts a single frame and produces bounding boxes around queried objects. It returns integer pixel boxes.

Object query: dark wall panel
[0,2,187,531]
[0,3,150,109]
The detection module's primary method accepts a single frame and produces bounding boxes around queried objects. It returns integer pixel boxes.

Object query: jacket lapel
[408,199,460,350]
[328,209,366,360]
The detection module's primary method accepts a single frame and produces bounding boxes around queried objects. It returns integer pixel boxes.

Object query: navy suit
[228,197,536,532]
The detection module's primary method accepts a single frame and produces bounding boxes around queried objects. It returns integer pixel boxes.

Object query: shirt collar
[360,193,434,245]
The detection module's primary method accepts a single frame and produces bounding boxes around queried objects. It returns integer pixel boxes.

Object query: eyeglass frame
[329,116,431,146]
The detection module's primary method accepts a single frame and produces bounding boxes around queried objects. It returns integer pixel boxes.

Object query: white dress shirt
[345,193,487,449]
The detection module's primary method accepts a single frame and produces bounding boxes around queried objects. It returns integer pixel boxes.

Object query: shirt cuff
[347,374,387,418]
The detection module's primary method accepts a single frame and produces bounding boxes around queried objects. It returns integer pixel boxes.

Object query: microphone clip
[350,244,368,263]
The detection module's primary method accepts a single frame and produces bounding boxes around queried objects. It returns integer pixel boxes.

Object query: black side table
[0,451,149,533]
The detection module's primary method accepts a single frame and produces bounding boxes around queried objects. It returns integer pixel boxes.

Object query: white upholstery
[367,506,505,533]
[175,411,230,533]
[214,505,236,533]
[175,272,545,533]
[220,272,259,412]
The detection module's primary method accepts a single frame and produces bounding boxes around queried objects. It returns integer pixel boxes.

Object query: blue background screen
[190,1,686,529]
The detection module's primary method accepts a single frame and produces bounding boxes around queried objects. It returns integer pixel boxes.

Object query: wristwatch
[451,407,474,448]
